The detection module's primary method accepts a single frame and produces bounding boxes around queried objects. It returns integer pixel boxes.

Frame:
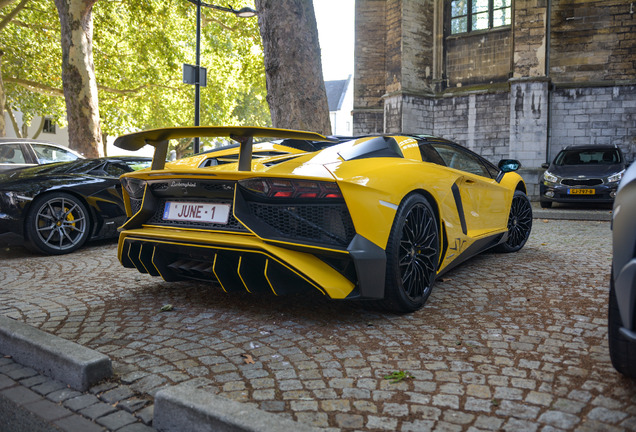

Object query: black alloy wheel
[383,194,439,313]
[25,192,91,255]
[496,190,532,253]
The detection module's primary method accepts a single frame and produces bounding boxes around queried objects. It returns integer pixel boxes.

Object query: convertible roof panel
[338,136,404,161]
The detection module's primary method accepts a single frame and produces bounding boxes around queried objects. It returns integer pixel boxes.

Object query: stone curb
[0,315,112,392]
[531,202,612,221]
[154,385,322,432]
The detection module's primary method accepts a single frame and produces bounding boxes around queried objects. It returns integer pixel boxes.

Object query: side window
[31,144,79,164]
[103,162,129,177]
[430,143,491,178]
[419,143,447,166]
[0,144,27,164]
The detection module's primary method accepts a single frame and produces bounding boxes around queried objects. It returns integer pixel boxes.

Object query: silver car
[609,161,636,378]
[0,138,83,172]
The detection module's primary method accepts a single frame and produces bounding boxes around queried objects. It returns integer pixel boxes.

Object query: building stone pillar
[508,78,550,167]
[508,0,550,169]
[354,0,436,134]
[352,0,387,134]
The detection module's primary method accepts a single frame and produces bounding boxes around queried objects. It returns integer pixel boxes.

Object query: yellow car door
[430,142,509,237]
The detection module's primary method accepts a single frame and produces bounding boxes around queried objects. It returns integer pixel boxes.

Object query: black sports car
[0,156,151,255]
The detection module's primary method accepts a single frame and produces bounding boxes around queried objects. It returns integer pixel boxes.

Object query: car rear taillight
[240,178,343,199]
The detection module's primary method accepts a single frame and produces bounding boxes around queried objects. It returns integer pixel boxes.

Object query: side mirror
[496,159,521,183]
[541,162,550,169]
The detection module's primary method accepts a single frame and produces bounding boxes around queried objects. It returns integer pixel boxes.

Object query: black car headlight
[543,170,559,184]
[0,191,29,208]
[121,177,147,199]
[607,170,625,184]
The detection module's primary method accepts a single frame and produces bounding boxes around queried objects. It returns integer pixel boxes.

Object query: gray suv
[609,161,636,378]
[540,145,626,208]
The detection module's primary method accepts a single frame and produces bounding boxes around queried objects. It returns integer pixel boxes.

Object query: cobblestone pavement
[1,218,635,431]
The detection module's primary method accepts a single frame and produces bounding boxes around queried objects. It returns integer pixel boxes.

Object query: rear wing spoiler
[113,126,337,171]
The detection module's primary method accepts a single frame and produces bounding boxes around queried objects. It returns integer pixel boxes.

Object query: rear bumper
[118,227,386,300]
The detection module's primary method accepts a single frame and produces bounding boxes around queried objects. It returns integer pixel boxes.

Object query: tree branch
[0,0,18,10]
[9,17,59,31]
[0,0,29,33]
[202,15,236,32]
[4,77,65,97]
[4,103,22,137]
[5,76,182,98]
[97,82,181,95]
[201,15,261,43]
[31,115,45,139]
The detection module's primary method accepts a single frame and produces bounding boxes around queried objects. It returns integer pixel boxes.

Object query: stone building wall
[445,28,511,87]
[433,91,510,159]
[550,85,636,162]
[353,0,636,194]
[550,1,635,82]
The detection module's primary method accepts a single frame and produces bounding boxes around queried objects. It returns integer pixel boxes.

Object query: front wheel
[383,195,439,313]
[25,192,91,255]
[495,190,532,253]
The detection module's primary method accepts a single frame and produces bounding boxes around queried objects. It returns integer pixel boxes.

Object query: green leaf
[383,370,414,383]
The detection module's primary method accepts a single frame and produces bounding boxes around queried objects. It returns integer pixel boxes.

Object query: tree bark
[254,0,332,135]
[54,0,101,157]
[0,50,5,137]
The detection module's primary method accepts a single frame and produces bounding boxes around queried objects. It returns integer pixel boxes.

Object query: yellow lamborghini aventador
[114,127,532,313]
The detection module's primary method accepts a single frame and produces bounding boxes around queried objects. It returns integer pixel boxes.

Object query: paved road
[1,216,635,431]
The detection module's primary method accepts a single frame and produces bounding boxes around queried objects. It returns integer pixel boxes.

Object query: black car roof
[562,145,621,151]
[1,156,151,178]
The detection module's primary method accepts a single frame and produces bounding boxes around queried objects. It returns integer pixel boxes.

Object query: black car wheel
[608,272,636,378]
[495,190,532,253]
[383,194,439,313]
[25,192,91,255]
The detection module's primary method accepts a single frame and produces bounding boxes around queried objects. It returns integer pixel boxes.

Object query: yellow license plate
[568,189,595,195]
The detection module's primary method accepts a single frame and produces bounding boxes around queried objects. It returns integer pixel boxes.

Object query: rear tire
[495,190,532,253]
[383,195,439,313]
[608,272,636,378]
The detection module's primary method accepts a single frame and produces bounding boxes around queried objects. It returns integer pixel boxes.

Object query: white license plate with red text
[163,201,230,224]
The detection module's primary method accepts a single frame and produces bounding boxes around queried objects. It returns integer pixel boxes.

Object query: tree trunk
[54,0,101,157]
[0,50,5,137]
[254,0,332,135]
